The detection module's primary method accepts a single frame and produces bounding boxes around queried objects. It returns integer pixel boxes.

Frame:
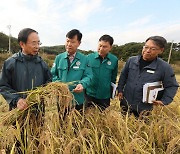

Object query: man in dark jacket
[117,36,179,117]
[0,28,52,152]
[0,28,51,110]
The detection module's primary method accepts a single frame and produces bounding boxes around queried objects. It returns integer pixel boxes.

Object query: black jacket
[0,52,52,108]
[118,55,179,113]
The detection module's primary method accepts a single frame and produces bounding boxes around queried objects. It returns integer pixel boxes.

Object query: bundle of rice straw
[1,82,73,126]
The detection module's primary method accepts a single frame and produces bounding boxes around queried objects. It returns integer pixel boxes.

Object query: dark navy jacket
[0,52,52,108]
[118,55,179,113]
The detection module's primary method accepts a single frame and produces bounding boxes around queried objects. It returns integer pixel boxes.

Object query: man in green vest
[85,34,118,110]
[51,29,92,110]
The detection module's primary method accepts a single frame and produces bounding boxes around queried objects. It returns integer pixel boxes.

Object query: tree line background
[1,32,180,63]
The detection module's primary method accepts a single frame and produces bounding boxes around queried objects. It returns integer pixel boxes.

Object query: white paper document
[111,82,117,99]
[143,81,164,103]
[148,88,164,103]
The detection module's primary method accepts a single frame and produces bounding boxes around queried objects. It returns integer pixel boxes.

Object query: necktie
[67,57,71,71]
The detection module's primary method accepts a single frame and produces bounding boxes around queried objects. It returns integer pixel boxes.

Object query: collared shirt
[98,54,107,63]
[68,52,76,63]
[139,56,153,71]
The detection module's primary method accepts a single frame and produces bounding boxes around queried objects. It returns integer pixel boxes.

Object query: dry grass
[0,86,180,153]
[176,74,180,85]
[40,53,56,68]
[172,64,180,74]
[0,53,180,153]
[0,53,12,69]
[1,82,73,126]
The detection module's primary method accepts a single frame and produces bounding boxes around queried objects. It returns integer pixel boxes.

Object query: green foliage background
[0,32,180,63]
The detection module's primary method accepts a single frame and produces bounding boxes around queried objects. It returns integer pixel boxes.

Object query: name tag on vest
[73,66,79,69]
[147,70,155,74]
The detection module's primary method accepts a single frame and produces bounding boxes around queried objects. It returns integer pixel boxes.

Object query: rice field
[0,53,180,153]
[0,82,180,154]
[176,75,180,85]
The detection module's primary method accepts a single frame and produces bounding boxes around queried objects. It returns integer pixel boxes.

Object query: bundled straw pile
[1,82,73,126]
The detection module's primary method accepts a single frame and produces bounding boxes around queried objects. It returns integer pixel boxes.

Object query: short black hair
[146,36,167,48]
[99,34,114,46]
[18,28,38,43]
[66,29,82,42]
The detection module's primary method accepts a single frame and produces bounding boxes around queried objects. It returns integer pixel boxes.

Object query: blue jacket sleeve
[41,60,52,83]
[0,61,21,106]
[161,64,179,105]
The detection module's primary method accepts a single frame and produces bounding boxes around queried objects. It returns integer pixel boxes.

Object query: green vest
[51,51,92,105]
[86,52,118,99]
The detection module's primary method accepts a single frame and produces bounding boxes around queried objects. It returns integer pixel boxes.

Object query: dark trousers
[85,94,110,110]
[120,100,151,118]
[57,101,84,120]
[120,103,140,117]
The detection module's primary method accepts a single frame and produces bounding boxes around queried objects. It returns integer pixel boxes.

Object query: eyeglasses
[143,46,160,52]
[27,42,42,46]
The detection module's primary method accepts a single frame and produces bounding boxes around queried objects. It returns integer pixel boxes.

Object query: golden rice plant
[0,87,180,153]
[0,82,73,126]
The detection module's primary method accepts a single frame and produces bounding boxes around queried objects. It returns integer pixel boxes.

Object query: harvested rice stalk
[0,82,73,126]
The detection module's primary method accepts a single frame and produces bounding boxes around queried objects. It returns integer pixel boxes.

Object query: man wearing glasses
[0,28,51,110]
[117,36,179,117]
[0,28,51,152]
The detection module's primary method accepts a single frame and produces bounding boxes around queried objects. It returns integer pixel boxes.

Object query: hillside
[0,32,91,55]
[0,32,20,53]
[1,32,180,62]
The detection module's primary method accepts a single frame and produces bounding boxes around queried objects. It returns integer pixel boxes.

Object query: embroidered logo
[76,61,81,66]
[107,61,111,65]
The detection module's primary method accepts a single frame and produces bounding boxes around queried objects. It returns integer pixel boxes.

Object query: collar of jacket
[94,51,110,60]
[12,51,42,63]
[134,55,158,70]
[63,51,81,60]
